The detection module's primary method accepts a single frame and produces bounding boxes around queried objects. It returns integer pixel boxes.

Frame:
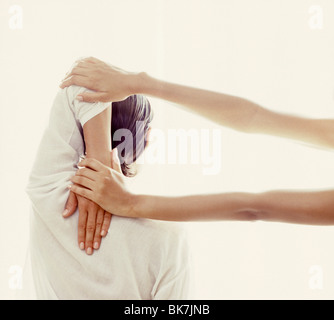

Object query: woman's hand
[76,195,112,255]
[69,149,137,218]
[63,191,112,255]
[60,57,142,103]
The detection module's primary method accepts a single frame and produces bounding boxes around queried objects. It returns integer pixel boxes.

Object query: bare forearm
[139,73,259,132]
[133,192,261,222]
[132,189,334,225]
[138,73,334,149]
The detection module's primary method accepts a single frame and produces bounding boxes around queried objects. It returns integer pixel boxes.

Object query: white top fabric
[25,85,191,300]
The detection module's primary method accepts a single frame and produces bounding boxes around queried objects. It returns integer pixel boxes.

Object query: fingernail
[86,247,93,255]
[79,242,85,250]
[67,185,72,189]
[101,230,107,237]
[62,209,69,217]
[93,242,99,249]
[76,95,84,101]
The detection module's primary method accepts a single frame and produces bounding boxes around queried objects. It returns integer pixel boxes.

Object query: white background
[1,0,334,299]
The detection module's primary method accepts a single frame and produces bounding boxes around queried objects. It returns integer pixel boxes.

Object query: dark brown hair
[111,95,153,177]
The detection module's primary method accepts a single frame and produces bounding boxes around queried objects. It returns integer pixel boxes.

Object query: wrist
[132,72,154,96]
[85,153,111,167]
[128,194,147,218]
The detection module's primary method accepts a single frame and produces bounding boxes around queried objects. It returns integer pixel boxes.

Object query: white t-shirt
[25,85,191,300]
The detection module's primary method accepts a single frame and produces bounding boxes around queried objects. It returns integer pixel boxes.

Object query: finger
[111,148,122,174]
[76,92,109,103]
[76,60,94,68]
[71,175,95,191]
[63,191,78,217]
[78,158,107,172]
[62,59,93,83]
[75,56,89,64]
[69,184,95,202]
[75,167,99,181]
[84,56,101,64]
[77,207,88,251]
[74,57,100,66]
[59,75,90,89]
[61,71,88,84]
[93,208,104,250]
[101,213,112,237]
[85,205,98,255]
[67,66,90,78]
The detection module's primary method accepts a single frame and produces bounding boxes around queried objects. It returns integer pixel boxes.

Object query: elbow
[235,209,268,222]
[238,103,262,134]
[234,192,270,222]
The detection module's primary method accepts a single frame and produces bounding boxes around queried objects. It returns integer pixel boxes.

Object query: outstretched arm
[60,57,334,150]
[70,157,334,225]
[133,189,334,225]
[141,76,334,150]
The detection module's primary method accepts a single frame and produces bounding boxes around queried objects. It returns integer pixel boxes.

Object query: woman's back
[26,86,191,300]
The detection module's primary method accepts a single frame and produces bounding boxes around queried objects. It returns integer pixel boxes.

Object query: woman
[61,57,334,225]
[25,83,191,299]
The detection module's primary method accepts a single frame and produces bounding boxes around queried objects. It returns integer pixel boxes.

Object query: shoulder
[54,85,93,102]
[61,85,90,101]
[50,86,85,113]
